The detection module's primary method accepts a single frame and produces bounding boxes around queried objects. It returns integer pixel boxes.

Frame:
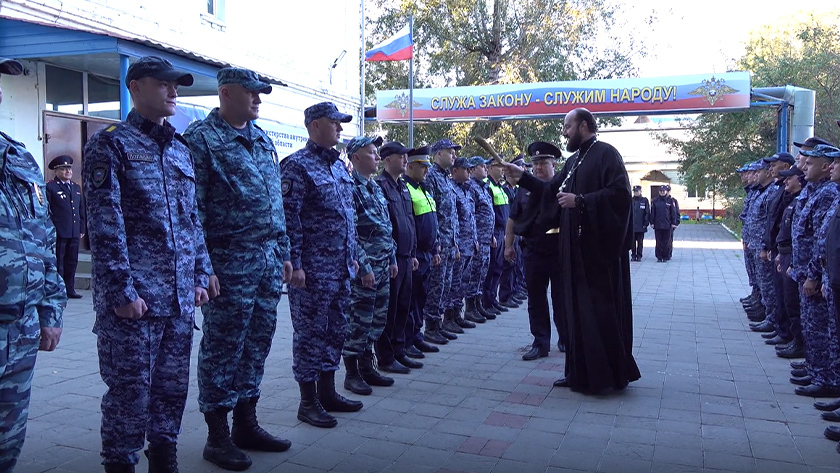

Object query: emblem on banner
[688,76,739,106]
[384,92,423,118]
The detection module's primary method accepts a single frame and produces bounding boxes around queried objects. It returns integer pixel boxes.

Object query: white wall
[0,60,45,171]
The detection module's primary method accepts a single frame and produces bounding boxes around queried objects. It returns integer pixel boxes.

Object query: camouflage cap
[346,136,384,156]
[304,101,353,126]
[430,139,462,154]
[452,157,471,169]
[510,154,526,167]
[217,67,272,94]
[467,156,492,168]
[125,56,194,87]
[0,58,24,76]
[632,185,642,191]
[801,143,840,158]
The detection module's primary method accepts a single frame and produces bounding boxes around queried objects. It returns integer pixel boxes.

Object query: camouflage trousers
[288,277,350,383]
[343,259,391,356]
[799,285,840,387]
[447,254,472,311]
[0,313,40,473]
[754,250,777,323]
[95,310,194,465]
[198,244,282,413]
[424,246,456,323]
[465,245,491,299]
[743,245,757,288]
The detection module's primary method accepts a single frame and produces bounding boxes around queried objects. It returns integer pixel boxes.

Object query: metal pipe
[119,54,130,120]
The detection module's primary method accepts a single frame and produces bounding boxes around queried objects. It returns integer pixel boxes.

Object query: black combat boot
[453,303,476,329]
[231,397,292,452]
[463,297,486,324]
[475,296,497,320]
[423,319,449,344]
[297,381,337,428]
[317,371,364,412]
[442,308,464,334]
[343,355,373,395]
[203,410,252,471]
[359,350,395,386]
[145,443,178,473]
[103,463,134,473]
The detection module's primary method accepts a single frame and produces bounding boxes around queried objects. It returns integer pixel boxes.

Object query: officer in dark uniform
[499,156,524,309]
[402,148,443,350]
[630,185,649,261]
[46,155,85,298]
[773,166,805,359]
[650,185,679,262]
[508,142,567,360]
[374,141,424,369]
[483,160,510,313]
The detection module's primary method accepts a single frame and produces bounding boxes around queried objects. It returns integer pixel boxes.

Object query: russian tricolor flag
[365,24,413,62]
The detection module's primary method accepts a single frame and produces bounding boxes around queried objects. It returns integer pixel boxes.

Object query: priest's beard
[565,135,581,153]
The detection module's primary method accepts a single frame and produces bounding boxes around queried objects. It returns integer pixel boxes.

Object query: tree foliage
[364,0,649,157]
[658,10,840,203]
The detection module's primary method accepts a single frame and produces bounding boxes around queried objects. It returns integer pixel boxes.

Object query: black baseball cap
[779,166,805,178]
[125,56,194,87]
[379,141,413,158]
[793,137,835,149]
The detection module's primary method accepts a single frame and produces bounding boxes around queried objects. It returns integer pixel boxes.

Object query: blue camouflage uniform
[791,177,840,388]
[466,175,495,300]
[424,159,460,327]
[183,107,290,413]
[0,130,66,472]
[746,178,778,324]
[449,174,477,313]
[84,109,212,465]
[281,140,357,382]
[344,167,396,357]
[741,180,760,290]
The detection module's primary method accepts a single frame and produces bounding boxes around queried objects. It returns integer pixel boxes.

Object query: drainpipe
[119,54,130,120]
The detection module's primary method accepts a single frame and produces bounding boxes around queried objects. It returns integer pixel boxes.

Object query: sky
[624,0,833,78]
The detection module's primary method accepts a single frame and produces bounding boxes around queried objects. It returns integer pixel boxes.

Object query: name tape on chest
[127,153,155,163]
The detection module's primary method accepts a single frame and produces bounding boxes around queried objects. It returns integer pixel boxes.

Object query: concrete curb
[720,222,742,241]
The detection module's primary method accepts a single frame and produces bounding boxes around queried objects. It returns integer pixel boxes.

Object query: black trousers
[632,232,645,258]
[523,247,566,351]
[831,284,840,339]
[772,256,791,340]
[406,251,431,346]
[778,254,802,342]
[377,256,412,364]
[654,229,671,260]
[483,228,505,307]
[668,227,676,258]
[56,237,80,293]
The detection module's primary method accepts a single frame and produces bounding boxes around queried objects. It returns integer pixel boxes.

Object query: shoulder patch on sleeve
[281,179,291,195]
[105,125,117,133]
[91,163,110,188]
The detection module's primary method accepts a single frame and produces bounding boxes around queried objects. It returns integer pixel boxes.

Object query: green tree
[364,0,649,157]
[658,10,840,204]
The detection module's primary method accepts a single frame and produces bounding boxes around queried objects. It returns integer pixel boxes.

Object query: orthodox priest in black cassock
[508,108,640,394]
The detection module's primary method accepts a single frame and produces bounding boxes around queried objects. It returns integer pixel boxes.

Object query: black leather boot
[343,355,373,395]
[453,303,476,328]
[203,410,252,471]
[476,297,497,319]
[297,381,337,428]
[464,297,486,324]
[145,442,178,473]
[317,371,364,412]
[442,308,464,334]
[358,350,394,387]
[423,319,449,344]
[231,397,292,452]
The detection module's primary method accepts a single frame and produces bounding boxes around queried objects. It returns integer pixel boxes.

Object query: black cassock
[517,136,640,394]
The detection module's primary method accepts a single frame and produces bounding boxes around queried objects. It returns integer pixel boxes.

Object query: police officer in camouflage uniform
[739,164,762,308]
[463,156,496,323]
[0,57,65,473]
[281,102,362,429]
[183,68,292,471]
[342,136,400,395]
[790,144,840,398]
[83,56,213,473]
[745,159,778,334]
[424,139,462,342]
[448,157,478,331]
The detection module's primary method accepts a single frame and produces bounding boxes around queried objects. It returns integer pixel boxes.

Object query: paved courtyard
[15,224,840,472]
